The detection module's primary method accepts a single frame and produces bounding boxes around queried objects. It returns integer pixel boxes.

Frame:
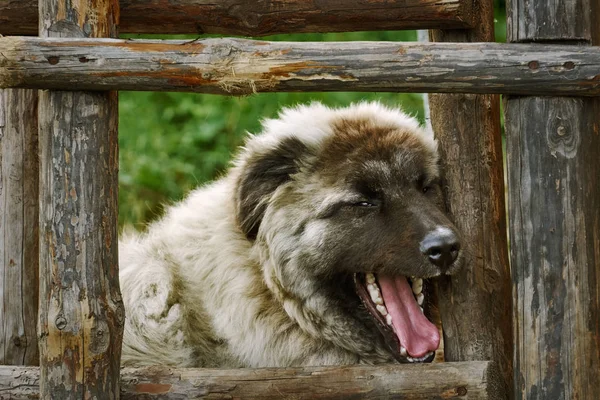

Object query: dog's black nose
[420,228,460,269]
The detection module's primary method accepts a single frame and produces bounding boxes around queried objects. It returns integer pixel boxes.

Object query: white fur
[119,102,437,367]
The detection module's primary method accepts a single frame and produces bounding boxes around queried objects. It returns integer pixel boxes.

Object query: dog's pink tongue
[378,275,439,358]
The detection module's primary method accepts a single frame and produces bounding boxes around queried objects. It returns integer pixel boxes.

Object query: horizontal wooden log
[0,361,494,399]
[0,0,473,37]
[1,37,600,96]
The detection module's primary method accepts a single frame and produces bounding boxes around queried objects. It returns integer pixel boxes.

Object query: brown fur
[119,102,463,368]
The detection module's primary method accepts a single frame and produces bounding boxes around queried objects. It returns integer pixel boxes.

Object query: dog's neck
[254,242,393,363]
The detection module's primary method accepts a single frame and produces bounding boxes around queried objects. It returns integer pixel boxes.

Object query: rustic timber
[37,0,123,399]
[0,89,39,367]
[505,98,600,400]
[507,0,599,43]
[0,0,473,36]
[0,361,495,399]
[2,38,600,96]
[506,2,600,399]
[427,1,512,399]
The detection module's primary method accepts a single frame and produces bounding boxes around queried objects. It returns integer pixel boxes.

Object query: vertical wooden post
[0,88,39,366]
[427,0,513,398]
[505,0,600,398]
[38,0,123,398]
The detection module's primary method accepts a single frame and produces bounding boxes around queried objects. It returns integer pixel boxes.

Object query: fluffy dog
[119,102,463,368]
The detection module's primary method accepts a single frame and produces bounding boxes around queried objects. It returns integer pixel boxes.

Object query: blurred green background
[118,1,506,229]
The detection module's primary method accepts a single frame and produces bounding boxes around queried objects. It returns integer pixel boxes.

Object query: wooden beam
[0,0,473,37]
[505,0,600,399]
[0,361,496,399]
[426,1,512,399]
[37,0,123,398]
[0,89,39,367]
[2,38,600,96]
[507,0,599,43]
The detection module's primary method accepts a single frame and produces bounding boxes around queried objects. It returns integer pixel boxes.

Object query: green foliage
[118,30,424,228]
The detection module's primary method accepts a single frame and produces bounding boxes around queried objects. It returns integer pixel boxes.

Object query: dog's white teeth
[411,278,423,295]
[366,273,376,284]
[419,305,424,314]
[406,352,433,363]
[386,314,393,326]
[368,283,383,305]
[376,304,388,316]
[400,346,407,357]
[416,292,424,306]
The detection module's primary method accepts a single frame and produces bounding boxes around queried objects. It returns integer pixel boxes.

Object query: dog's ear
[235,136,309,239]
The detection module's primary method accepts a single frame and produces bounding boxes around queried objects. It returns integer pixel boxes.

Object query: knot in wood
[13,336,24,347]
[457,386,468,396]
[55,316,67,330]
[528,60,539,70]
[547,113,580,158]
[46,56,60,65]
[91,320,110,353]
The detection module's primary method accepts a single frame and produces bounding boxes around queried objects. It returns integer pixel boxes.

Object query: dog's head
[233,102,463,363]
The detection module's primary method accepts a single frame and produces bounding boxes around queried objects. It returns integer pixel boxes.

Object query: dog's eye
[354,201,377,207]
[418,176,439,195]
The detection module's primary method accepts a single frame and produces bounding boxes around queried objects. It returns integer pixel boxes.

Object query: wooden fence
[0,0,598,399]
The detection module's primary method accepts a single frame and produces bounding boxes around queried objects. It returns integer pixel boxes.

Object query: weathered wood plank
[37,0,123,399]
[427,1,512,400]
[505,97,600,400]
[1,38,600,96]
[507,0,599,43]
[506,1,600,399]
[0,361,495,399]
[0,0,473,36]
[0,89,39,367]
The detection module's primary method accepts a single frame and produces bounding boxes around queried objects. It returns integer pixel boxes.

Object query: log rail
[0,361,495,399]
[0,0,473,37]
[1,38,600,96]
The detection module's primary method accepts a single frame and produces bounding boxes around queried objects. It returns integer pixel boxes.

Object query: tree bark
[37,0,123,398]
[506,1,600,397]
[0,0,473,36]
[2,38,600,96]
[505,97,600,400]
[0,361,496,399]
[0,89,39,367]
[427,1,513,399]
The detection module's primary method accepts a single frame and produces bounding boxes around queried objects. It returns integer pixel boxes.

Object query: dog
[119,102,463,368]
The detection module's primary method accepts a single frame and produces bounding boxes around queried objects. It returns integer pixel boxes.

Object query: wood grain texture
[0,0,473,36]
[2,38,600,96]
[0,361,495,399]
[0,89,39,367]
[505,97,600,400]
[427,1,513,399]
[507,0,599,43]
[506,1,600,399]
[37,1,123,399]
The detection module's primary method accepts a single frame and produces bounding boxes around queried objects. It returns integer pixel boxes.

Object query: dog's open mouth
[354,273,439,363]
